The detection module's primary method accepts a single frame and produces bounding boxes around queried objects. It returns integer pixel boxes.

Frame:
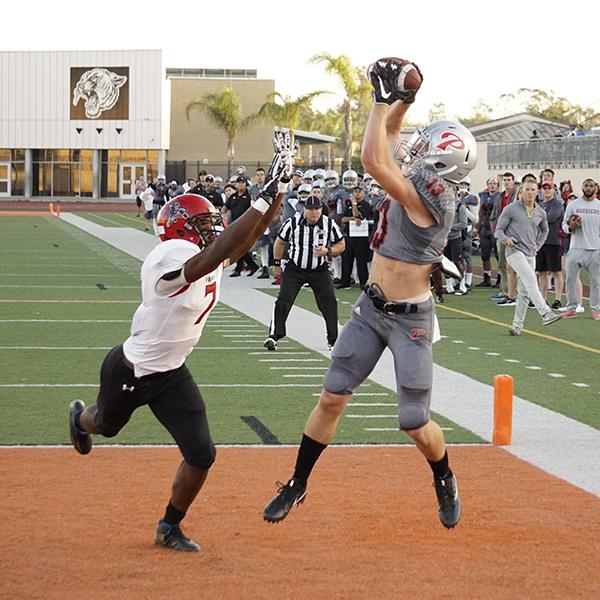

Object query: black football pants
[269,263,338,346]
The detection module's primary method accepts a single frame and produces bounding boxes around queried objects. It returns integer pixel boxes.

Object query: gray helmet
[399,120,477,184]
[324,169,339,188]
[313,168,326,180]
[342,169,358,190]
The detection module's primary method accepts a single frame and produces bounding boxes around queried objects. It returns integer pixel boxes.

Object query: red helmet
[156,194,224,248]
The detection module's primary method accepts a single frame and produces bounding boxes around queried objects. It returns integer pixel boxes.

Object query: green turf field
[0,213,597,449]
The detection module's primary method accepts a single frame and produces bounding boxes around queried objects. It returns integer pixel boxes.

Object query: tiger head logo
[72,68,127,119]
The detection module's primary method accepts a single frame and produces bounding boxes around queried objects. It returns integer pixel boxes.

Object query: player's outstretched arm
[361,57,433,226]
[183,132,296,282]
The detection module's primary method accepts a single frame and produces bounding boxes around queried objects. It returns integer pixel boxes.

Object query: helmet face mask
[324,169,339,189]
[157,194,224,249]
[397,120,477,184]
[342,169,358,190]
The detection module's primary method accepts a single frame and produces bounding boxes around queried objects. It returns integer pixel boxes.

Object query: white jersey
[123,239,223,377]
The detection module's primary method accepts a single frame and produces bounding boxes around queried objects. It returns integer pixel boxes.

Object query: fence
[487,136,600,169]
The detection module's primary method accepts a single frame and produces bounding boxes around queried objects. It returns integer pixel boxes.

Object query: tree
[499,88,600,127]
[427,102,447,123]
[308,53,371,170]
[257,90,327,142]
[186,87,256,177]
[458,98,494,127]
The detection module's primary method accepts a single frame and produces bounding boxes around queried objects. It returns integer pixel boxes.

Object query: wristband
[278,181,290,193]
[273,259,281,267]
[252,197,271,214]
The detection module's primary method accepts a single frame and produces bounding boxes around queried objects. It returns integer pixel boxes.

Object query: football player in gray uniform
[263,57,477,530]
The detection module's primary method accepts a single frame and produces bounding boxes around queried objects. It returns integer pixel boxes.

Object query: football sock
[292,434,328,485]
[163,502,186,526]
[428,451,451,480]
[465,272,473,286]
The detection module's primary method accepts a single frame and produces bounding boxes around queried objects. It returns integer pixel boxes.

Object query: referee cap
[304,195,322,209]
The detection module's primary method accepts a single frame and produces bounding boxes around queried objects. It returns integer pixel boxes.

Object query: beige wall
[168,78,275,167]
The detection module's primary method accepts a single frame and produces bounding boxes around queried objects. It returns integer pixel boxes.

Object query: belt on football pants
[364,284,420,315]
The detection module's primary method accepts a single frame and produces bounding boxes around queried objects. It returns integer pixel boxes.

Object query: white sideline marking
[526,365,542,370]
[0,346,289,351]
[0,443,487,449]
[260,359,325,363]
[247,351,310,355]
[505,359,521,363]
[0,285,138,289]
[351,403,396,407]
[282,374,326,378]
[0,319,131,323]
[221,335,265,338]
[364,427,454,432]
[269,367,327,370]
[0,383,324,388]
[572,383,590,388]
[312,392,384,397]
[346,414,396,418]
[548,373,565,378]
[468,346,480,350]
[485,352,500,356]
[452,340,465,344]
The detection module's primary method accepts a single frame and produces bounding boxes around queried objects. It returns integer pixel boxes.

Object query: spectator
[337,185,373,290]
[168,180,184,199]
[535,179,564,308]
[151,175,169,222]
[250,168,272,280]
[139,182,155,233]
[494,179,562,335]
[134,176,146,218]
[457,177,479,290]
[444,194,468,295]
[182,178,196,194]
[491,172,519,306]
[561,179,600,319]
[201,175,225,211]
[264,195,345,351]
[226,176,260,277]
[476,176,501,287]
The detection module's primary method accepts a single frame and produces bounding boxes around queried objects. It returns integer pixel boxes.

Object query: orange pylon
[492,374,513,446]
[49,202,54,216]
[56,204,61,217]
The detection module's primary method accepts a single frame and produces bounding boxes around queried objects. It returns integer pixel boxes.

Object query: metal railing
[487,137,600,169]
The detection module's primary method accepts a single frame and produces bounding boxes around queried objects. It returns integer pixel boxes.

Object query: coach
[264,195,345,351]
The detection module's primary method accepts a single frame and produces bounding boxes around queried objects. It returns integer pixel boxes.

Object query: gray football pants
[323,293,435,431]
[506,252,552,329]
[565,248,600,312]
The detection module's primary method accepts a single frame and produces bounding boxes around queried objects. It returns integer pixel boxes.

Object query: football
[397,62,422,92]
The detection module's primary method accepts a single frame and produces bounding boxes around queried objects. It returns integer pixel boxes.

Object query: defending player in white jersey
[68,132,296,552]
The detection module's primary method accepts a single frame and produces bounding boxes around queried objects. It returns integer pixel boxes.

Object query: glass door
[119,164,146,199]
[0,162,10,197]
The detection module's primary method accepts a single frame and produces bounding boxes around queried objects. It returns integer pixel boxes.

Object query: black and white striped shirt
[278,214,344,270]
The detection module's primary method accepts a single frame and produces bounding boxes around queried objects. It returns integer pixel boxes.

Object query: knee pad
[323,363,354,396]
[185,442,216,470]
[398,386,429,430]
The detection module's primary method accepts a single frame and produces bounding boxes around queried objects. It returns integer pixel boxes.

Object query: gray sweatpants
[506,251,551,329]
[565,248,600,312]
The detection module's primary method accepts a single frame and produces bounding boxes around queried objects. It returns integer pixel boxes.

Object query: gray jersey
[370,165,455,265]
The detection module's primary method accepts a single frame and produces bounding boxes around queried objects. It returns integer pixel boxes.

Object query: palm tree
[186,87,256,178]
[258,90,328,144]
[308,53,371,169]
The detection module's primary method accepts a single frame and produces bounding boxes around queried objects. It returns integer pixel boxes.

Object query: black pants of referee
[269,262,338,346]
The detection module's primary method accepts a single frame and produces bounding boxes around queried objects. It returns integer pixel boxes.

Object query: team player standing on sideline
[68,133,296,552]
[263,57,477,529]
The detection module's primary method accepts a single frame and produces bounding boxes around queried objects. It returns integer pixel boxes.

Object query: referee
[264,195,345,351]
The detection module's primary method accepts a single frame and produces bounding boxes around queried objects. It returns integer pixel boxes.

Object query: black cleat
[263,479,307,523]
[69,400,92,455]
[154,520,200,552]
[263,337,277,351]
[434,472,461,528]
